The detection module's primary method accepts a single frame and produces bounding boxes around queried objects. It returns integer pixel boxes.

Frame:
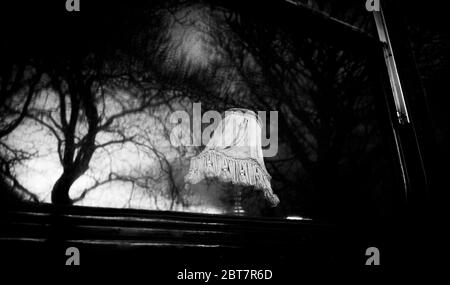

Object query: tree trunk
[51,173,74,205]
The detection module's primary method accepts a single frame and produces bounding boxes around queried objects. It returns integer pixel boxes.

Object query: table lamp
[185,108,280,215]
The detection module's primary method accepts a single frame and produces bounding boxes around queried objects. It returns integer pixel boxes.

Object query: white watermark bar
[169,103,279,157]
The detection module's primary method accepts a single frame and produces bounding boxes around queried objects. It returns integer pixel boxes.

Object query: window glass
[0,0,403,221]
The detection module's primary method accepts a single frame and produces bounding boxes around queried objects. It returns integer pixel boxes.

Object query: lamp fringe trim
[185,149,280,206]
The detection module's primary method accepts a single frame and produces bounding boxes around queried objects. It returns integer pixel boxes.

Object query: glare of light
[286,215,311,221]
[165,5,216,71]
[183,205,225,215]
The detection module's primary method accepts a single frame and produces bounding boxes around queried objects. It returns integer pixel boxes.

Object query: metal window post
[372,6,411,125]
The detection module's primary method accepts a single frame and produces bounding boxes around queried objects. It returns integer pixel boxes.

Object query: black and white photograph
[0,0,446,280]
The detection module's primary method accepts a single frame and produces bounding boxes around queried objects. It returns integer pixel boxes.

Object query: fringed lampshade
[185,108,280,208]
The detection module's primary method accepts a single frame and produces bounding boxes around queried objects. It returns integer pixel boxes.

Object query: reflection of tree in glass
[0,1,398,219]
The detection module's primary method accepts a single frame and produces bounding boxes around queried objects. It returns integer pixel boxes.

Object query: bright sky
[6,89,226,214]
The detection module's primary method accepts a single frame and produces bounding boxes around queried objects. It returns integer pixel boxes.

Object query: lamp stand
[232,186,246,216]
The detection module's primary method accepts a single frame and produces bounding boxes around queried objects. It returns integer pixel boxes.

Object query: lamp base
[232,186,246,216]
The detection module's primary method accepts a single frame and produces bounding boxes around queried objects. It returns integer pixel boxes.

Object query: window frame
[0,0,430,268]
